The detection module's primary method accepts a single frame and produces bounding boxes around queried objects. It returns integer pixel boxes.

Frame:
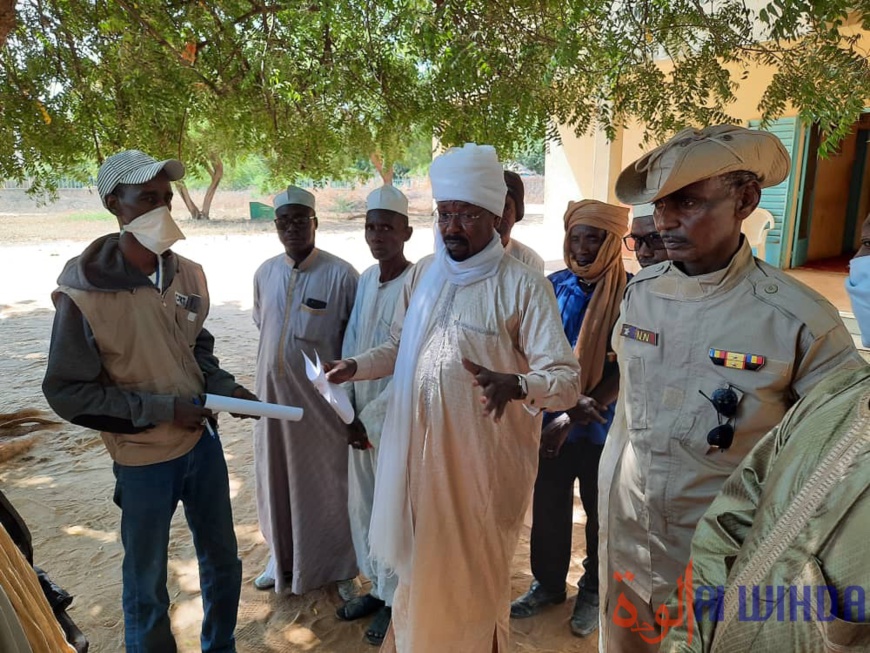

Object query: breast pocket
[295,300,329,342]
[174,303,202,346]
[624,356,648,430]
[452,318,500,365]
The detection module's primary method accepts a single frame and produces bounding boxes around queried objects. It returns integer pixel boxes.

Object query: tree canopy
[2,0,869,207]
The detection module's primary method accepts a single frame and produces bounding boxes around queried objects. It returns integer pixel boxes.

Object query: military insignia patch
[708,348,765,371]
[620,324,659,346]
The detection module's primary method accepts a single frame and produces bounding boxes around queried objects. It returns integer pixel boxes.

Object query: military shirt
[600,239,864,610]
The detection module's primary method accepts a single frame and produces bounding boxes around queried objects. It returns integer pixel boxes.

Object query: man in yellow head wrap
[511,199,630,639]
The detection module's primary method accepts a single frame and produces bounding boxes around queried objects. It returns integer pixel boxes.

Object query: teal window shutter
[748,118,800,267]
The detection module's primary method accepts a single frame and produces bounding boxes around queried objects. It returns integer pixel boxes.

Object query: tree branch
[115,0,223,95]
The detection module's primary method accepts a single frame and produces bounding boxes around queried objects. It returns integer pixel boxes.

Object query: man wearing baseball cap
[597,125,863,650]
[43,150,257,652]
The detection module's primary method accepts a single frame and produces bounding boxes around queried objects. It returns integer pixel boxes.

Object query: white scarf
[368,231,505,578]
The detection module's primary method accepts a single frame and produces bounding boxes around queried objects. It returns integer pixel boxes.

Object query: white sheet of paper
[204,394,303,422]
[302,350,355,425]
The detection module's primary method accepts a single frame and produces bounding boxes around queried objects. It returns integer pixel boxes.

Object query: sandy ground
[0,214,599,653]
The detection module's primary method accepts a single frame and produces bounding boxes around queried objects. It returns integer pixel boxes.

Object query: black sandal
[365,606,392,646]
[336,594,384,621]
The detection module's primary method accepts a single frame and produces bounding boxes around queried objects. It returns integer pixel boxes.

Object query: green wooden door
[748,117,803,268]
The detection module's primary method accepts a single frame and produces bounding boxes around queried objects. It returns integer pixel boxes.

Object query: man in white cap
[252,184,359,598]
[625,203,668,269]
[336,184,414,646]
[499,170,544,272]
[598,125,863,651]
[43,150,257,652]
[325,143,581,652]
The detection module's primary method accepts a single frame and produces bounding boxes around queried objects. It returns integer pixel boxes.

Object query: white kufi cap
[273,184,315,210]
[366,185,408,217]
[429,143,507,217]
[632,203,655,220]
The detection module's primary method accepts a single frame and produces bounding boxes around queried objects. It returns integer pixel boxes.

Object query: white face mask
[846,254,870,347]
[121,206,185,255]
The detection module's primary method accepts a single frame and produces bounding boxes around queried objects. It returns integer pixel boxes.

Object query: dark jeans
[113,433,242,653]
[530,438,603,597]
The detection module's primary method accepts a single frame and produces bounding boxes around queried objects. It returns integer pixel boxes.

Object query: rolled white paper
[204,394,304,422]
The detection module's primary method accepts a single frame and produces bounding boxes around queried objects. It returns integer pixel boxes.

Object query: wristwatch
[515,374,529,400]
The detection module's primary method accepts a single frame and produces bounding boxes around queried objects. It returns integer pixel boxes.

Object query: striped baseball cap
[97,150,185,207]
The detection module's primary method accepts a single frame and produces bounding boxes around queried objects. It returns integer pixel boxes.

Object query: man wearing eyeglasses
[598,125,863,652]
[324,144,581,653]
[625,204,668,269]
[251,185,360,599]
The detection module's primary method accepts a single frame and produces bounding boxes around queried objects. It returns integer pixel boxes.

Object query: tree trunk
[200,154,224,220]
[175,180,201,220]
[0,0,15,49]
[370,152,393,185]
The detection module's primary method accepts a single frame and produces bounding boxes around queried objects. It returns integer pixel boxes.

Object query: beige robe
[505,238,545,273]
[253,248,359,594]
[351,253,581,652]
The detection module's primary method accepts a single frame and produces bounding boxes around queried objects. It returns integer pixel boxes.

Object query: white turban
[273,185,315,210]
[429,143,507,217]
[367,185,408,217]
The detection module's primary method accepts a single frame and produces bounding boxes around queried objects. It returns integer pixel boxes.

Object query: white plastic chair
[743,208,774,260]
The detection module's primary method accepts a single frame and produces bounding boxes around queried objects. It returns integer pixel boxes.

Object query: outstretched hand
[324,359,358,385]
[461,358,522,422]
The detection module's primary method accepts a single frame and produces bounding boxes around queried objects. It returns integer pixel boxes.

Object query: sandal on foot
[336,594,385,621]
[365,606,392,646]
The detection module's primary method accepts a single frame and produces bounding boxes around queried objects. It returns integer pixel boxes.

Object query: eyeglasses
[274,217,315,229]
[436,211,484,227]
[623,233,664,252]
[699,386,738,450]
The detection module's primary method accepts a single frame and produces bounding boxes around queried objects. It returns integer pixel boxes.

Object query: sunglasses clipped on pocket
[698,385,739,450]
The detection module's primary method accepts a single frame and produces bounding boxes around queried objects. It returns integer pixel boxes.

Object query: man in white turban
[326,144,582,652]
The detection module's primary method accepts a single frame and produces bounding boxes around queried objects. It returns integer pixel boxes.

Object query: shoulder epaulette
[748,258,841,338]
[626,260,670,287]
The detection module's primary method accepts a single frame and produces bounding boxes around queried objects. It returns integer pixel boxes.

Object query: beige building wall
[545,22,869,265]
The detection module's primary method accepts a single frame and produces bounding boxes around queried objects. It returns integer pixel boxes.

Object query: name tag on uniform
[709,348,765,371]
[620,324,658,346]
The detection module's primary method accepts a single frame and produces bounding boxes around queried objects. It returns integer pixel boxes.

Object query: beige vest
[56,255,209,466]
